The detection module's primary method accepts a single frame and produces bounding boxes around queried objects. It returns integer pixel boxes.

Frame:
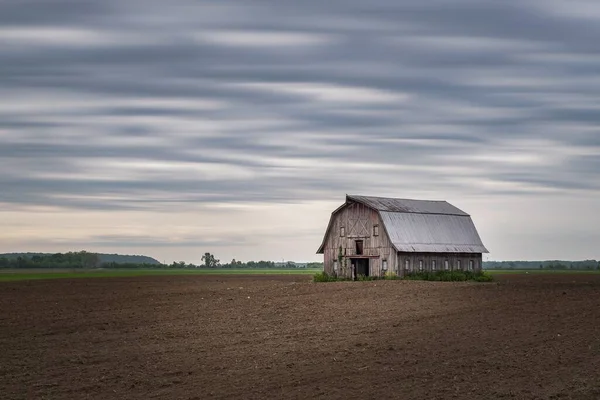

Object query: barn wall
[396,252,483,276]
[322,202,397,278]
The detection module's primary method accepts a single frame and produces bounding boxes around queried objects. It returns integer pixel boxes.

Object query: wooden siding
[322,202,398,278]
[395,252,483,277]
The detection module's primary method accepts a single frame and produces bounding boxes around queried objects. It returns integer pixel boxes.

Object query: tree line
[160,253,323,269]
[0,251,101,269]
[0,251,324,269]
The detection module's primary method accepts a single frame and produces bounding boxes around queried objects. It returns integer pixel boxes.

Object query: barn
[317,195,489,279]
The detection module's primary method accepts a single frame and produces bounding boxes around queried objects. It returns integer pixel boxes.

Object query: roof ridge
[347,194,448,203]
[346,194,468,216]
[379,210,470,217]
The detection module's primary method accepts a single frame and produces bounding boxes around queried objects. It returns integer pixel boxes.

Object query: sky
[1,0,600,264]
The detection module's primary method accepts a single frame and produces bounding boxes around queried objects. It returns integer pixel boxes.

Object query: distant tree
[80,251,100,268]
[226,259,243,268]
[201,253,220,268]
[171,261,187,268]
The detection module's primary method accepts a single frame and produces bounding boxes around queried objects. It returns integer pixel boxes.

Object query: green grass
[485,269,600,275]
[0,268,321,282]
[312,271,338,282]
[404,270,493,282]
[4,267,598,282]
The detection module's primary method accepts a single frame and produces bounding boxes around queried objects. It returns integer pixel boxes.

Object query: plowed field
[1,274,600,399]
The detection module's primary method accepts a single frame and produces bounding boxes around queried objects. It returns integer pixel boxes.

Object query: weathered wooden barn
[317,195,489,278]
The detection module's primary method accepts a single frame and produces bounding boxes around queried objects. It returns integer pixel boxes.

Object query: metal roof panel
[380,211,489,253]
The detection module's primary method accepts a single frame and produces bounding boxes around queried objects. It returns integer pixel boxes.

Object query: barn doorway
[352,258,369,279]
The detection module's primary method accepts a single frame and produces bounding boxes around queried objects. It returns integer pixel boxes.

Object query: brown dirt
[1,273,600,399]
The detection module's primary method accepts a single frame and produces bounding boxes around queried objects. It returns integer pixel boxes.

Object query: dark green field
[486,269,600,275]
[0,268,321,282]
[1,268,599,282]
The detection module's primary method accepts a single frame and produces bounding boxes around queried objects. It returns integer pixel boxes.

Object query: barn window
[419,260,423,271]
[333,260,338,271]
[340,227,345,237]
[457,260,462,270]
[382,259,388,271]
[373,225,379,236]
[432,260,437,271]
[444,260,449,270]
[404,259,410,270]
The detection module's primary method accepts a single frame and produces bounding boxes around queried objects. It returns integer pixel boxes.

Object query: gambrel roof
[317,195,489,254]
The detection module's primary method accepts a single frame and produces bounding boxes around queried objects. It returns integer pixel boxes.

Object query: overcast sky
[1,0,599,263]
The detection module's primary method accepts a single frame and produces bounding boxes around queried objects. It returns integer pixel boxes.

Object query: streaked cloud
[196,30,336,47]
[1,0,600,262]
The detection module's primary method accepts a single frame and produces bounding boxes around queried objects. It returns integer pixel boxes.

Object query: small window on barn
[419,260,423,271]
[373,225,379,236]
[457,260,461,270]
[333,260,338,271]
[469,260,474,271]
[340,227,345,237]
[432,260,437,271]
[444,260,449,270]
[405,259,410,270]
[382,259,388,271]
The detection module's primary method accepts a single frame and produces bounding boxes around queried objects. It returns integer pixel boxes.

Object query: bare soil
[1,274,600,399]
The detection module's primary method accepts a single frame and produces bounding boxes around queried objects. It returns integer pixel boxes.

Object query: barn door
[355,259,369,278]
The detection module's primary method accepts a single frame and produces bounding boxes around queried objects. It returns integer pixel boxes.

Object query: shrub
[384,271,401,280]
[403,270,493,282]
[313,272,339,282]
[473,271,494,282]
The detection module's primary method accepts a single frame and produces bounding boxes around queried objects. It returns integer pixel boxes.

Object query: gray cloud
[2,0,600,260]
